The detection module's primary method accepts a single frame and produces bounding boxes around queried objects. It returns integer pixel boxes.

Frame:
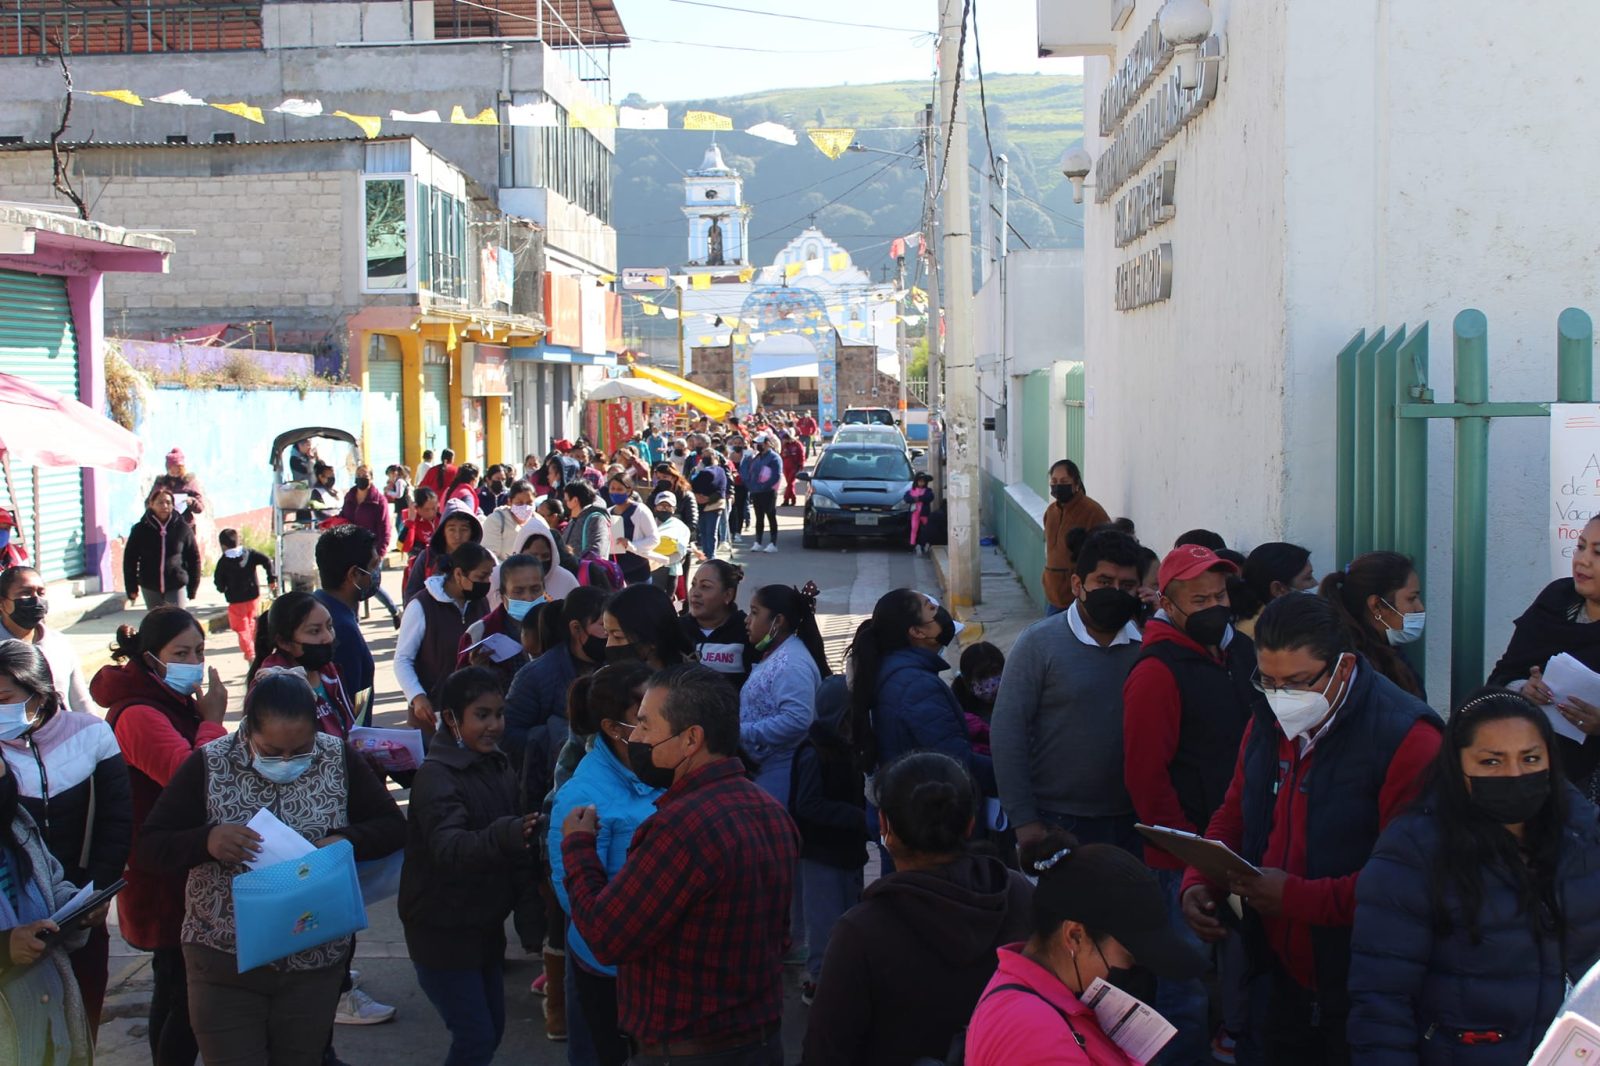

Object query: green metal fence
[1336,308,1594,706]
[1065,363,1086,472]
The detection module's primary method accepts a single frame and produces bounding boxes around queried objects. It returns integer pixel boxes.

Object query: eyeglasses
[1251,663,1334,696]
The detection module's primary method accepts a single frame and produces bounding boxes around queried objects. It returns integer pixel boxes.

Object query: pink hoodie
[965,945,1138,1066]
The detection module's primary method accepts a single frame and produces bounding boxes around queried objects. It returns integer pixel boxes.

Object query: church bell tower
[683,139,750,267]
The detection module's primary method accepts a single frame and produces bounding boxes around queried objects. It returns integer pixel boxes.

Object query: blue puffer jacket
[872,646,994,793]
[1348,782,1600,1065]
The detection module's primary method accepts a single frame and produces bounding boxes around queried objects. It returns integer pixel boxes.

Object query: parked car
[798,443,915,549]
[841,406,897,427]
[832,424,908,449]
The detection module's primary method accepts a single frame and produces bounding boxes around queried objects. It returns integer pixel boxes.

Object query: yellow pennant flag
[784,262,804,279]
[807,128,855,160]
[738,267,755,283]
[88,89,143,106]
[450,105,498,126]
[640,303,660,317]
[568,101,616,130]
[691,274,712,291]
[698,336,712,345]
[333,111,382,138]
[828,252,849,272]
[733,334,748,345]
[598,274,617,283]
[212,101,264,124]
[683,110,733,131]
[447,324,459,352]
[802,327,816,335]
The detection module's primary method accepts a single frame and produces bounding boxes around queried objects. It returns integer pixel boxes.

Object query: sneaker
[800,979,817,1006]
[334,989,396,1026]
[731,535,744,545]
[763,543,778,553]
[530,973,548,997]
[1210,1028,1238,1065]
[348,968,361,988]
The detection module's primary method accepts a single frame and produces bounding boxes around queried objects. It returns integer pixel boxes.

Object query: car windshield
[813,448,912,481]
[843,409,894,426]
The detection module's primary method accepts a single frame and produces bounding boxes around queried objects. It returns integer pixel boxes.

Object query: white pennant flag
[618,105,668,130]
[660,308,679,320]
[507,101,558,127]
[745,121,798,146]
[272,98,323,118]
[152,90,207,107]
[390,109,441,123]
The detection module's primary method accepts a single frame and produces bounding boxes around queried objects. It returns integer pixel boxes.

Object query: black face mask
[7,595,46,631]
[1081,587,1139,632]
[353,476,371,491]
[296,641,337,672]
[353,566,381,602]
[606,642,644,665]
[1468,770,1551,824]
[934,606,958,649]
[1050,484,1077,504]
[581,634,609,663]
[463,580,492,602]
[1176,604,1231,647]
[627,734,684,790]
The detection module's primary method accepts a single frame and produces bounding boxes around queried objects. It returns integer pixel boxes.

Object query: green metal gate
[365,355,404,468]
[421,362,450,455]
[1064,362,1086,473]
[0,270,86,581]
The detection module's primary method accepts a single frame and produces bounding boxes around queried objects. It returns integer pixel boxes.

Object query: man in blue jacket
[746,433,784,553]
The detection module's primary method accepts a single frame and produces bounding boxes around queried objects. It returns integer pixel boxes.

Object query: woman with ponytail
[1320,551,1426,698]
[248,591,357,740]
[740,582,831,802]
[802,752,1031,1066]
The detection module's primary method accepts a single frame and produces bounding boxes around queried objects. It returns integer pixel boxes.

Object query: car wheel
[802,523,820,550]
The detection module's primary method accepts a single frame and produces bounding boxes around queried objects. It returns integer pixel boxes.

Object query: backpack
[577,551,624,590]
[941,983,1086,1066]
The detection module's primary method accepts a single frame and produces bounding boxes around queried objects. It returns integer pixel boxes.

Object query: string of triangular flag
[79,90,870,158]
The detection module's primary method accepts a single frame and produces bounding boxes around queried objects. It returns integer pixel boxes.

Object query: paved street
[86,503,938,1065]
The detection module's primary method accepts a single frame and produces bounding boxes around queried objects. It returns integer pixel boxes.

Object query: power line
[753,155,903,240]
[970,0,998,177]
[934,0,970,197]
[663,0,930,34]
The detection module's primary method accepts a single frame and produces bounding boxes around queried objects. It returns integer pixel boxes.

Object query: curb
[929,546,985,645]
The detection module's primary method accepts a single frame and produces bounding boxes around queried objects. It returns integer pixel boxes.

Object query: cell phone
[36,879,126,943]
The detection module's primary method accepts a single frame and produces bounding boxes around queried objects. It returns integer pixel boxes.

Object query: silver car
[799,443,915,549]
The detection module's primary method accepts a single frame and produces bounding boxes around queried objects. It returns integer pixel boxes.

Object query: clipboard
[1136,825,1261,884]
[38,878,125,941]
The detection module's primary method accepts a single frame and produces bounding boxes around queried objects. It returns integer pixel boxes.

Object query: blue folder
[232,838,368,973]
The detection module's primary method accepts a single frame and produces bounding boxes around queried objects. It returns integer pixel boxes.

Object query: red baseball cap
[553,438,574,452]
[1158,544,1240,593]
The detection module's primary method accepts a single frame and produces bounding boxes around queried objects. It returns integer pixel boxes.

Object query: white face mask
[1383,603,1426,646]
[509,503,535,524]
[1263,655,1347,740]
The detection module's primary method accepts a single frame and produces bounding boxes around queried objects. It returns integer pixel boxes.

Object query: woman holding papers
[248,592,357,740]
[605,472,660,588]
[0,640,131,1034]
[965,827,1208,1066]
[1348,689,1600,1065]
[137,671,404,1066]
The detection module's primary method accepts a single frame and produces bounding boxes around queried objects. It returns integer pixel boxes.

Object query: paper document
[1082,978,1176,1064]
[464,633,524,663]
[48,881,97,925]
[1540,653,1600,744]
[1136,825,1261,884]
[348,726,426,773]
[1530,1011,1600,1065]
[172,493,191,514]
[243,808,315,870]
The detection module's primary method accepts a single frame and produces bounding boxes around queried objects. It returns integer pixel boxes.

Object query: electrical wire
[753,155,903,240]
[970,0,998,178]
[933,0,970,197]
[663,0,931,34]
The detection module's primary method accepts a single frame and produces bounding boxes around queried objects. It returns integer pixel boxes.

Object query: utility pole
[922,102,944,498]
[937,0,980,606]
[896,252,908,427]
[675,285,685,378]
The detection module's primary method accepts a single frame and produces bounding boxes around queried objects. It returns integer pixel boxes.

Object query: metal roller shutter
[365,357,404,468]
[0,270,86,581]
[422,362,450,454]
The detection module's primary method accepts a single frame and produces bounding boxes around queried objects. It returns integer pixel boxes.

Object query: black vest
[1238,661,1440,1014]
[1137,629,1264,831]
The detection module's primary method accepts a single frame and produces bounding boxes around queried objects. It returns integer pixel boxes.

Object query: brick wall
[836,344,902,409]
[689,345,733,400]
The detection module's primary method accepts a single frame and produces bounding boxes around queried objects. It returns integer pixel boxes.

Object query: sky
[604,0,1083,103]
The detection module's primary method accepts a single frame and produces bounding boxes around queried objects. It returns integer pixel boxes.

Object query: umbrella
[586,377,683,403]
[0,373,143,472]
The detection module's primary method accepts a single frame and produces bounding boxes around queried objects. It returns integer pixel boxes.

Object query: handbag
[231,838,368,972]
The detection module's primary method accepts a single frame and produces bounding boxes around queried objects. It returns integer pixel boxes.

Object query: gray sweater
[990,605,1143,825]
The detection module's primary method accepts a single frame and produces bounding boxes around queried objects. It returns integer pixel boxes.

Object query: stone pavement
[931,540,1041,657]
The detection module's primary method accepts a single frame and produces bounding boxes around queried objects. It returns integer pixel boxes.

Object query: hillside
[613,73,1085,276]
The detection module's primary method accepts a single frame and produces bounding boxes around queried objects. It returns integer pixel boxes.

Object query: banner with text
[1551,404,1600,576]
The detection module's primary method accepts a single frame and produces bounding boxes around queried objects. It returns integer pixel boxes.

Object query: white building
[1046,0,1600,693]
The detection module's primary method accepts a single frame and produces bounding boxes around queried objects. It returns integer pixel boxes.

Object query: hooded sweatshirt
[394,574,489,707]
[802,852,1032,1066]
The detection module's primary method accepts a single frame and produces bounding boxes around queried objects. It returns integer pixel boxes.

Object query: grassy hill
[613,73,1085,276]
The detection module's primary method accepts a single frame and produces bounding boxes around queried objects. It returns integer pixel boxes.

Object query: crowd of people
[10,428,1600,1066]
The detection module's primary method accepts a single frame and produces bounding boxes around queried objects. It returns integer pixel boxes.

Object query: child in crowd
[906,473,935,555]
[211,528,276,660]
[952,641,1005,758]
[400,667,541,1065]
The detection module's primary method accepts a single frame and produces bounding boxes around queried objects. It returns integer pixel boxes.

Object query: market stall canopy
[628,363,736,419]
[587,377,682,403]
[0,372,142,471]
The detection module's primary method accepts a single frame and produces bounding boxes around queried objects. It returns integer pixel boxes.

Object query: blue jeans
[1038,810,1142,858]
[1151,869,1213,1066]
[413,961,506,1066]
[697,510,722,559]
[801,860,863,981]
[564,946,599,1065]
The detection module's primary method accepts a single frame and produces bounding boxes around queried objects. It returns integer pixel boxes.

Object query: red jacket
[419,463,457,496]
[92,660,227,950]
[780,440,805,475]
[1180,715,1440,989]
[446,483,480,514]
[255,651,357,740]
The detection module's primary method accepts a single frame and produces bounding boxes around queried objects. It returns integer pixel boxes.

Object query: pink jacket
[965,946,1137,1066]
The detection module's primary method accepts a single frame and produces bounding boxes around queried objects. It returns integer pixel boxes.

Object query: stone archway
[732,284,836,423]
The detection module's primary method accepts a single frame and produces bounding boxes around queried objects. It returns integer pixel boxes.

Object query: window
[508,96,614,225]
[416,184,468,301]
[363,174,415,293]
[166,135,188,144]
[212,132,235,143]
[0,137,21,145]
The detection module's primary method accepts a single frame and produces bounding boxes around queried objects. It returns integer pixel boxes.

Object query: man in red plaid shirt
[561,664,798,1065]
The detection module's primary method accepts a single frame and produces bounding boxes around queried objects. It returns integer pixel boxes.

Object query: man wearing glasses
[1179,592,1441,1065]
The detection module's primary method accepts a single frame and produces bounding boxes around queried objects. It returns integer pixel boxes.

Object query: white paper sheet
[1082,978,1176,1064]
[1540,652,1600,744]
[48,881,97,924]
[243,808,315,870]
[463,633,524,663]
[348,726,427,773]
[1531,1011,1600,1065]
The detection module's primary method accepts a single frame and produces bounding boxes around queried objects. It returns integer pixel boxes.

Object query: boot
[542,948,568,1042]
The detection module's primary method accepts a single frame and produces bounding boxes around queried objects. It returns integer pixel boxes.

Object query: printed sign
[1550,404,1600,576]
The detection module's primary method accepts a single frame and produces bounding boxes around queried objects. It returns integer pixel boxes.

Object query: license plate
[855,514,880,526]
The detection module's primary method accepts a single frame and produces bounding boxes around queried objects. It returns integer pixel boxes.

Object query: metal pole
[937,0,979,605]
[923,102,944,496]
[897,256,908,423]
[676,286,685,379]
[1452,309,1489,708]
[1557,307,1594,403]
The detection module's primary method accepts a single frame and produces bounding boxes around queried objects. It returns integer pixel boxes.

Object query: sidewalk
[931,540,1041,655]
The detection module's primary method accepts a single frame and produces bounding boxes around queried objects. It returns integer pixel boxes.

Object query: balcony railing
[1,0,262,56]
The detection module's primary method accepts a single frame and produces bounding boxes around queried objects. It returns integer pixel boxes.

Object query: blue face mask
[505,596,545,621]
[0,529,10,549]
[161,661,205,696]
[252,747,315,785]
[609,492,630,506]
[0,700,33,741]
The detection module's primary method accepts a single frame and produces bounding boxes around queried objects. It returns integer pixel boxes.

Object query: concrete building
[0,204,171,590]
[1044,0,1600,691]
[1,0,627,463]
